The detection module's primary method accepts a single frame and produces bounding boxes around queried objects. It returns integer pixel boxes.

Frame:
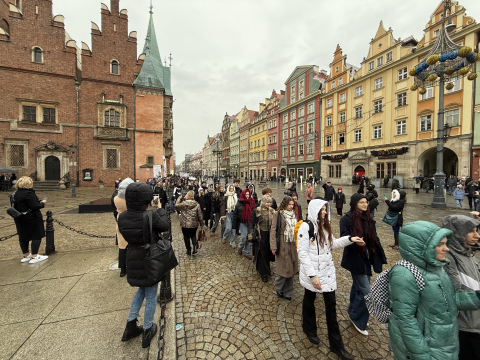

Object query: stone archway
[45,156,60,180]
[35,141,69,181]
[417,147,459,177]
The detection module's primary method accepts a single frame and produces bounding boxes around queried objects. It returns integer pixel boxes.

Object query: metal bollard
[45,210,56,255]
[71,183,76,198]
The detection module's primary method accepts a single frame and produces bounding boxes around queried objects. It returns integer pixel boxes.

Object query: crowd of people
[7,172,480,358]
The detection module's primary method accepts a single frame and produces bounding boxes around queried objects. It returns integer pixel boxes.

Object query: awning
[0,165,18,173]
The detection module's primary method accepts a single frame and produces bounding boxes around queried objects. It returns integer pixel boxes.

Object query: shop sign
[322,152,349,162]
[371,147,408,159]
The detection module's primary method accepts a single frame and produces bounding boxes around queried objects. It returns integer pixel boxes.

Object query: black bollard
[45,210,56,254]
[71,183,76,198]
[159,270,173,303]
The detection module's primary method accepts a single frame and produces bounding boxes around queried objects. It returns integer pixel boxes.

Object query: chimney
[110,0,119,15]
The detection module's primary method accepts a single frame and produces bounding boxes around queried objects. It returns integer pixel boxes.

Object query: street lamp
[68,144,77,198]
[410,0,478,208]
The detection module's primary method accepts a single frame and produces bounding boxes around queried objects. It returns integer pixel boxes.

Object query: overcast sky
[53,0,480,165]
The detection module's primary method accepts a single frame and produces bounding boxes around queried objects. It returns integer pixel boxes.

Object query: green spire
[134,11,172,96]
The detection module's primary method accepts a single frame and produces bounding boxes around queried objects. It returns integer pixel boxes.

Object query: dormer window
[32,47,43,63]
[105,109,120,127]
[111,60,119,75]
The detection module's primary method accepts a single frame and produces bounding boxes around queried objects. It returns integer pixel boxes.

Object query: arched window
[111,60,119,75]
[0,19,9,39]
[32,47,43,63]
[104,109,120,127]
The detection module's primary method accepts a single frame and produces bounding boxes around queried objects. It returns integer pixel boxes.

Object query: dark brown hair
[278,196,293,212]
[317,203,333,248]
[262,187,272,195]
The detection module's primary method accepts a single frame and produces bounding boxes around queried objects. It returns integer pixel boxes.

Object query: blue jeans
[223,212,236,245]
[348,273,371,330]
[238,223,252,255]
[392,225,400,237]
[327,200,333,216]
[127,283,158,330]
[168,199,175,213]
[456,199,463,208]
[449,185,455,195]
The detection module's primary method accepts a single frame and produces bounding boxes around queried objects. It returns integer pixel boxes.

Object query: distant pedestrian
[211,185,225,236]
[453,185,466,208]
[384,189,406,250]
[12,176,48,264]
[322,182,336,217]
[305,182,314,206]
[447,175,458,195]
[118,183,171,348]
[249,195,275,282]
[175,190,204,256]
[233,188,256,259]
[270,196,299,301]
[220,184,238,247]
[334,188,346,216]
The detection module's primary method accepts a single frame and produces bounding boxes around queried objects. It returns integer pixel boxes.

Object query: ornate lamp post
[409,0,478,208]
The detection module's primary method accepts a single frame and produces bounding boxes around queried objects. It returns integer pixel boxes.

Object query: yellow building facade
[320,1,479,186]
[249,102,268,180]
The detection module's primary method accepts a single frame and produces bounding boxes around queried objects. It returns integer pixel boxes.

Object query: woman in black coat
[340,194,387,336]
[384,189,406,249]
[12,176,48,264]
[118,183,170,348]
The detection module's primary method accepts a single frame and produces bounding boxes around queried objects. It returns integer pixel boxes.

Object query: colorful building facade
[266,90,284,179]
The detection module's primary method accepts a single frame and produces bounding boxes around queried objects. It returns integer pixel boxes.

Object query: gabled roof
[374,21,388,39]
[133,13,172,96]
[284,65,314,84]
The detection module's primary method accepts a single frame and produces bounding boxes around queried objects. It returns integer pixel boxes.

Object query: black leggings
[20,239,41,255]
[181,227,197,252]
[302,288,344,352]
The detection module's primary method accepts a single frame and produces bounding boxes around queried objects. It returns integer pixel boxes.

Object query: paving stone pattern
[173,181,476,360]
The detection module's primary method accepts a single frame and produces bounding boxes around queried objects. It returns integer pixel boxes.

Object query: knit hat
[338,187,342,191]
[185,190,195,200]
[350,193,367,209]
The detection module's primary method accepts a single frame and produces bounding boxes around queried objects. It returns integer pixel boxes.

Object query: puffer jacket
[175,197,203,228]
[298,200,353,293]
[118,183,171,287]
[388,221,480,360]
[442,215,480,335]
[166,184,174,199]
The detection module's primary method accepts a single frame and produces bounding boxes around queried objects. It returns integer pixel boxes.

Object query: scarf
[240,189,255,224]
[281,210,296,243]
[225,190,237,213]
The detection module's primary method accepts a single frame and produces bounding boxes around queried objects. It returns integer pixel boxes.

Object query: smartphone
[384,193,389,200]
[41,197,48,201]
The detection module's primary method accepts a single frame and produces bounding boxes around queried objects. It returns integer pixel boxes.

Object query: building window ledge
[139,164,153,168]
[395,104,408,109]
[394,133,407,137]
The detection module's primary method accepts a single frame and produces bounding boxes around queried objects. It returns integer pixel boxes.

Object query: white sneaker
[349,315,368,336]
[29,255,48,264]
[21,254,32,263]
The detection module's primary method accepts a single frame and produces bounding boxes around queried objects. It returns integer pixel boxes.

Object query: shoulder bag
[382,210,398,227]
[6,191,30,219]
[198,228,207,242]
[143,210,178,284]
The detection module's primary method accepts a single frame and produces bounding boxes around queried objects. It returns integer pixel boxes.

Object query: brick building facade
[0,0,173,187]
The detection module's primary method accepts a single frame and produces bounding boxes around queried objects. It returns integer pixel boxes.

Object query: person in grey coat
[447,175,458,195]
[441,215,480,360]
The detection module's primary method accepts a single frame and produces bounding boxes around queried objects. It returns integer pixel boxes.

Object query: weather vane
[169,53,173,67]
[149,0,153,14]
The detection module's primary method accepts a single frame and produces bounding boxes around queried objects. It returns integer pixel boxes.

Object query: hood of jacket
[117,178,134,199]
[307,199,328,230]
[246,183,256,194]
[399,220,452,269]
[441,215,480,256]
[391,189,400,202]
[125,183,153,212]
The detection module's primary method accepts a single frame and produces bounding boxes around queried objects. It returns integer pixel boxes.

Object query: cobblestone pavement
[174,180,479,360]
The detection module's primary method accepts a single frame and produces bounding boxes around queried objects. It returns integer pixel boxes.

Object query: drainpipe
[471,35,479,179]
[75,81,80,186]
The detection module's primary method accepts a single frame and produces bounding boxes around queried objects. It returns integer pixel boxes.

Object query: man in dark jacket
[234,179,242,199]
[118,183,170,348]
[322,182,336,217]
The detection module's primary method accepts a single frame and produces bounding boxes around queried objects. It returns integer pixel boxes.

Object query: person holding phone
[12,176,48,264]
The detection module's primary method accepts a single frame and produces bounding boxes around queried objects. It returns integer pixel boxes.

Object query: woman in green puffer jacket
[388,220,480,360]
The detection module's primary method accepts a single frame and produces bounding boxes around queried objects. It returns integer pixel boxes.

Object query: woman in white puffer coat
[297,199,365,360]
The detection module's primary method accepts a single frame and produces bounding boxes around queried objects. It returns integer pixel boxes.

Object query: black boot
[331,348,353,360]
[120,267,127,277]
[121,319,143,342]
[142,323,158,348]
[390,236,399,248]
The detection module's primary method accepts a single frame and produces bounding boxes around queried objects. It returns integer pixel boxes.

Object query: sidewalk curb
[163,268,177,360]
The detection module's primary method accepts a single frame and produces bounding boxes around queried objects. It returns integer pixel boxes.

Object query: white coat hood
[308,199,329,225]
